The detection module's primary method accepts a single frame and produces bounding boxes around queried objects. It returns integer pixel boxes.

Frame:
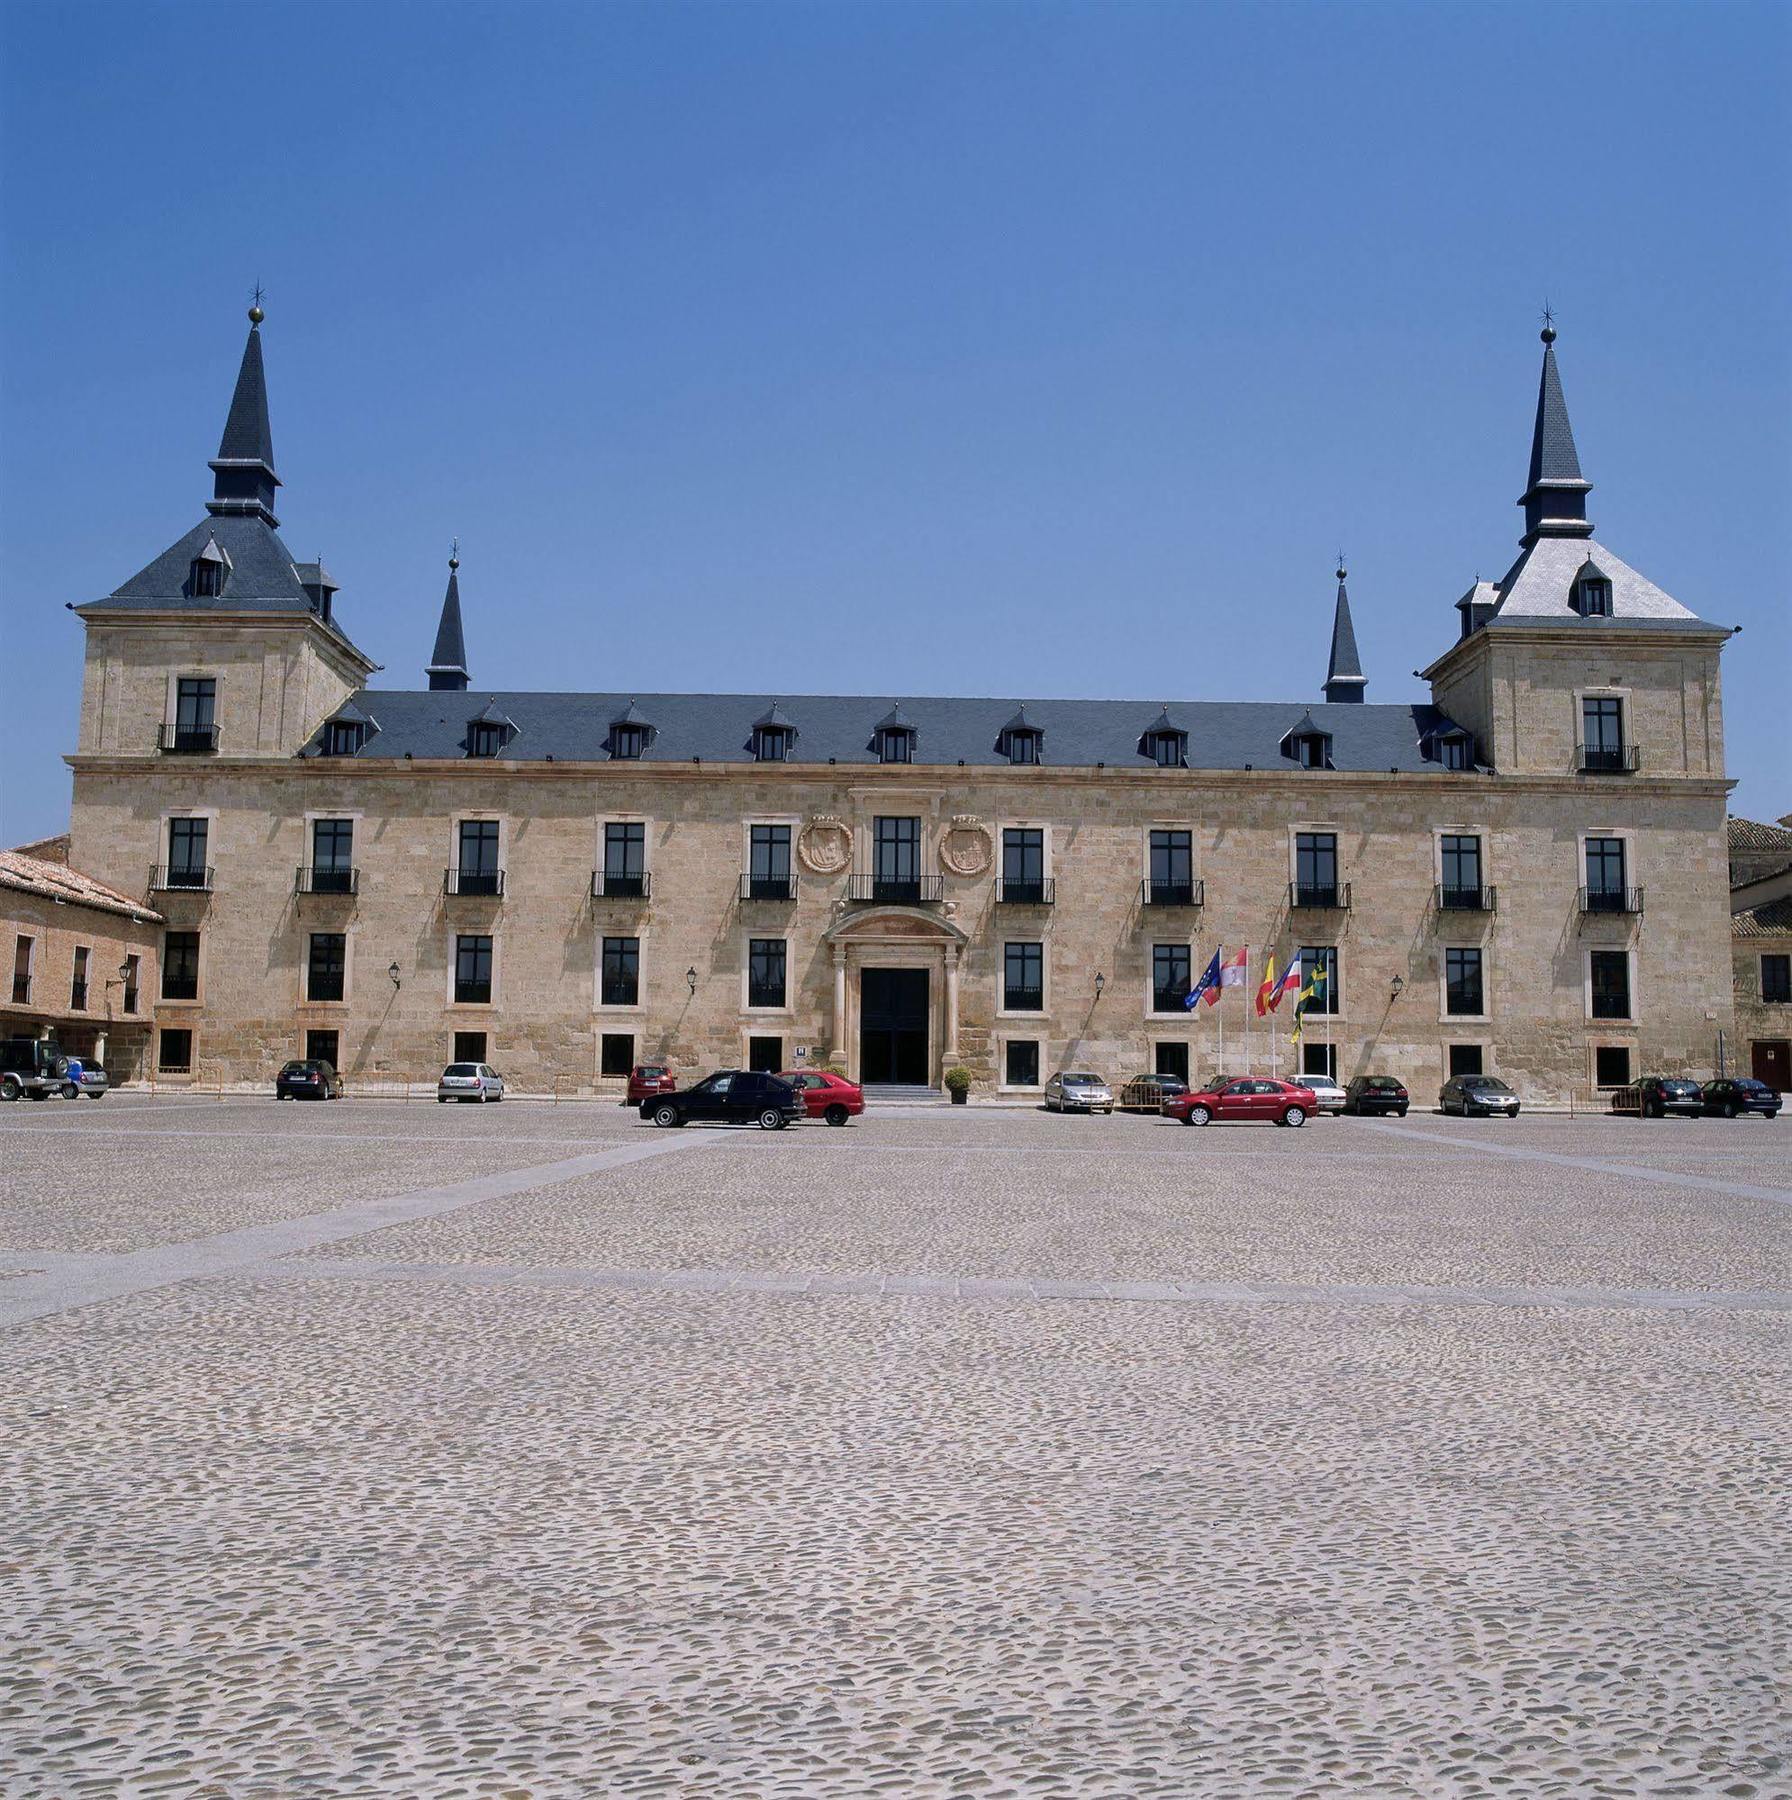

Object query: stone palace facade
[60,311,1737,1099]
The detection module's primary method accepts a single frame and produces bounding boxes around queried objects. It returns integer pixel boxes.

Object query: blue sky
[2,0,1786,843]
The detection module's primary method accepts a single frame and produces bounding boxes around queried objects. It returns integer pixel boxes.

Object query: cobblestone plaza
[2,1099,1786,1796]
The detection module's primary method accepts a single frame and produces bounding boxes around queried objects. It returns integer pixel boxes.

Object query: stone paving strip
[270,1253,1790,1312]
[0,1129,741,1330]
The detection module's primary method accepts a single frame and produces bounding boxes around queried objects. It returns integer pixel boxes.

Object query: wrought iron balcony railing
[1579,885,1644,916]
[847,874,945,904]
[1139,879,1203,908]
[739,872,798,901]
[1435,883,1497,913]
[444,868,505,898]
[158,722,219,753]
[1002,987,1046,1012]
[151,865,214,893]
[1577,744,1641,774]
[591,870,651,899]
[1151,987,1193,1013]
[1289,882,1350,910]
[295,865,360,896]
[995,878,1055,905]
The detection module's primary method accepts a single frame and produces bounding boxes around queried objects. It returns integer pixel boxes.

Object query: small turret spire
[426,543,470,691]
[1323,558,1366,704]
[206,298,281,527]
[1517,317,1593,548]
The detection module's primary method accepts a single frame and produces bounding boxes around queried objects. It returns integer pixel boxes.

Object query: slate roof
[1525,339,1585,491]
[1732,895,1792,939]
[1484,534,1714,628]
[302,690,1474,772]
[1324,576,1366,698]
[216,322,277,470]
[0,849,163,923]
[427,566,468,676]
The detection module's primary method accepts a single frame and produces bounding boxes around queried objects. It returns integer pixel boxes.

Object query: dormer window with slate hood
[1427,726,1474,771]
[750,702,797,763]
[607,702,654,760]
[188,536,229,598]
[466,700,517,759]
[1572,556,1614,617]
[1281,714,1334,769]
[1137,708,1188,768]
[871,705,916,764]
[317,700,376,757]
[295,560,338,624]
[996,708,1042,765]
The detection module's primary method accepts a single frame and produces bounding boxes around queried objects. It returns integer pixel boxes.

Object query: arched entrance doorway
[823,907,969,1087]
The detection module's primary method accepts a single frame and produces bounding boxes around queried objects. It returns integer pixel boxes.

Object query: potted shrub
[944,1066,973,1105]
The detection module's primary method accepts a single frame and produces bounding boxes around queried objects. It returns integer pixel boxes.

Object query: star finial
[1540,300,1556,345]
[248,281,266,326]
[1336,549,1347,583]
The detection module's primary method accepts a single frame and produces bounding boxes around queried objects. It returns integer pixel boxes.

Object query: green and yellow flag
[1288,959,1329,1045]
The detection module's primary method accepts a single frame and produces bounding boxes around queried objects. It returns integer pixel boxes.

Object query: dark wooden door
[860,969,929,1084]
[1752,1040,1790,1093]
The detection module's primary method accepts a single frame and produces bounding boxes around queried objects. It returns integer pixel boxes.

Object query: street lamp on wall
[1094,971,1106,1002]
[1389,974,1405,1001]
[388,961,402,991]
[686,966,699,996]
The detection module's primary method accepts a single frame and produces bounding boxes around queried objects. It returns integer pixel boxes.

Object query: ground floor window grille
[157,1027,193,1073]
[453,1031,488,1064]
[1594,1044,1632,1089]
[1004,1039,1040,1087]
[1300,1042,1337,1079]
[1154,1041,1190,1082]
[305,1030,340,1067]
[748,1035,783,1073]
[600,1033,635,1078]
[1447,1043,1484,1077]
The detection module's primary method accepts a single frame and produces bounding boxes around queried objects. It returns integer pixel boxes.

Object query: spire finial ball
[1336,563,1347,583]
[1540,323,1556,345]
[248,304,265,326]
[448,555,459,570]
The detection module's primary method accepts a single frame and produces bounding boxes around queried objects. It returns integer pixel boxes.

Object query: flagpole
[1245,948,1252,1074]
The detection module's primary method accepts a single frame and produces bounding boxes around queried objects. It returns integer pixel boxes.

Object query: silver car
[1291,1073,1346,1114]
[1045,1070,1113,1114]
[436,1061,506,1103]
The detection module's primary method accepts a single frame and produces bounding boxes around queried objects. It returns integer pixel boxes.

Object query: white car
[1045,1070,1113,1114]
[437,1062,506,1103]
[1291,1073,1347,1114]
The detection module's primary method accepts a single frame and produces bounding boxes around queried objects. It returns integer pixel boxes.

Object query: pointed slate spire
[426,547,470,691]
[207,302,282,528]
[1517,321,1593,547]
[1323,560,1366,704]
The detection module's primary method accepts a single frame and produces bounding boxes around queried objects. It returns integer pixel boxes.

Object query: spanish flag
[1255,951,1279,1017]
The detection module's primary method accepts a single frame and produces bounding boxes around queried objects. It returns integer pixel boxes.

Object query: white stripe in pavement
[1363,1120,1792,1206]
[0,1130,740,1330]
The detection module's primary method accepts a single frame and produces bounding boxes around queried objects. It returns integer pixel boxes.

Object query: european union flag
[1185,946,1223,1009]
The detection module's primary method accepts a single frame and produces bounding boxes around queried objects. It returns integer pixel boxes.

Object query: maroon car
[1164,1076,1313,1127]
[625,1063,677,1106]
[779,1070,865,1127]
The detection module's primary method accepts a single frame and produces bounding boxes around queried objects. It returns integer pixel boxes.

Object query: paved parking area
[1,1098,1786,1796]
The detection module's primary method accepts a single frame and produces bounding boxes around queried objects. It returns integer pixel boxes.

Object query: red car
[625,1063,678,1106]
[779,1070,865,1127]
[1165,1076,1313,1127]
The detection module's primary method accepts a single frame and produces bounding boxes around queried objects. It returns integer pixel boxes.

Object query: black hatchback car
[1343,1076,1409,1117]
[1622,1075,1704,1119]
[275,1058,343,1100]
[1700,1078,1781,1120]
[644,1069,804,1130]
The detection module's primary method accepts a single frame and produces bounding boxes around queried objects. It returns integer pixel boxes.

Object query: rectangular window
[305,1029,340,1067]
[1590,950,1631,1020]
[1001,828,1046,903]
[603,822,647,896]
[1448,1043,1485,1078]
[1004,1039,1040,1087]
[1294,833,1338,906]
[872,817,921,900]
[311,818,355,892]
[1300,1041,1338,1079]
[1440,735,1472,770]
[11,935,31,1006]
[307,933,347,1003]
[1444,947,1484,1016]
[453,1030,488,1064]
[1762,955,1791,1004]
[1007,731,1039,765]
[1148,830,1194,904]
[172,677,216,750]
[157,1027,193,1073]
[454,934,493,1005]
[162,930,200,1001]
[322,720,364,756]
[71,945,90,1012]
[456,820,501,895]
[1594,1044,1632,1089]
[1439,834,1482,906]
[1003,942,1044,1011]
[167,816,209,887]
[1154,1041,1190,1083]
[748,938,787,1008]
[1298,946,1340,1014]
[1582,697,1625,769]
[1151,943,1191,1012]
[600,1031,635,1078]
[747,1035,783,1074]
[122,954,139,1014]
[748,825,792,898]
[1584,837,1627,904]
[468,721,508,758]
[601,936,639,1007]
